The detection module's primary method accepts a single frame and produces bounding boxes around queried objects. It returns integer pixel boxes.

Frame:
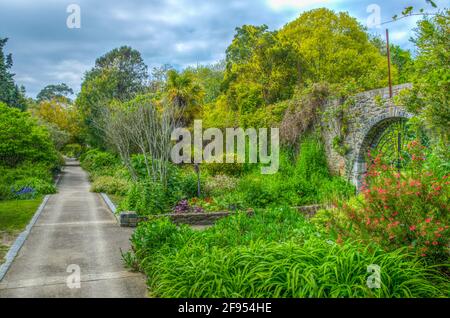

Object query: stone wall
[119,210,255,227]
[321,84,413,188]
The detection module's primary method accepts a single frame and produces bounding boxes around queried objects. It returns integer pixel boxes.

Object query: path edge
[99,193,120,224]
[0,173,62,281]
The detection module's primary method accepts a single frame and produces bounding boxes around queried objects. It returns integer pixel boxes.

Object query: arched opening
[353,116,418,189]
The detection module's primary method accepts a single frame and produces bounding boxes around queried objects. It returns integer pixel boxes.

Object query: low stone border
[99,193,120,224]
[119,210,255,227]
[117,204,328,227]
[0,171,63,282]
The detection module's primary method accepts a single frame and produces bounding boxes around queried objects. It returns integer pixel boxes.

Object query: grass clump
[127,207,449,298]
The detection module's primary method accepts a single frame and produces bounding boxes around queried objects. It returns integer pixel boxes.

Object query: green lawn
[0,197,43,263]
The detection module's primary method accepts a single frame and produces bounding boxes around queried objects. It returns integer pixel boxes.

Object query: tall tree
[76,46,149,147]
[0,38,26,110]
[37,83,74,102]
[402,10,450,144]
[279,8,390,90]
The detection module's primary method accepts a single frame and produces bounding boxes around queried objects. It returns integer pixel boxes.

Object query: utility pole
[386,28,393,98]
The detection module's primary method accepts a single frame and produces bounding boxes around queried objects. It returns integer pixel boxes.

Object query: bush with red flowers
[339,140,449,264]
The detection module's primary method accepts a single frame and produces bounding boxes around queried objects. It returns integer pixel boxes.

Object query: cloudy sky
[0,0,444,98]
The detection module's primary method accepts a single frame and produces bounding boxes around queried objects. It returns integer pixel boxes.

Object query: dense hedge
[0,103,59,168]
[0,103,60,200]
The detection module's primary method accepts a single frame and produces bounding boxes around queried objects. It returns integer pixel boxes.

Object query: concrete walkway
[0,160,147,297]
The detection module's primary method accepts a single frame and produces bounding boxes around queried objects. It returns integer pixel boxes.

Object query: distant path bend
[0,160,147,298]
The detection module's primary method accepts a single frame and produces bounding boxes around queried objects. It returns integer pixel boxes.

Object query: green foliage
[62,143,83,158]
[128,208,448,298]
[221,24,299,116]
[166,69,204,126]
[80,148,120,172]
[36,83,74,102]
[280,9,390,90]
[12,177,56,199]
[41,121,71,151]
[76,46,148,147]
[90,176,129,196]
[0,38,26,110]
[334,141,449,264]
[295,136,329,182]
[182,62,225,104]
[0,102,59,168]
[204,174,238,197]
[202,156,245,177]
[118,163,200,215]
[401,11,450,144]
[210,8,392,129]
[0,162,56,200]
[119,180,170,215]
[210,138,354,209]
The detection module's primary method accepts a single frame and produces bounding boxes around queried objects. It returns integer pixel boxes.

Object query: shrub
[63,143,83,158]
[337,140,449,264]
[90,176,129,196]
[80,148,119,171]
[202,153,246,177]
[118,180,171,215]
[0,102,59,168]
[12,177,56,197]
[204,174,238,197]
[0,162,57,200]
[168,167,200,199]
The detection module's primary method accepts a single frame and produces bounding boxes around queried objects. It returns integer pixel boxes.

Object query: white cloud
[14,75,37,83]
[389,31,408,42]
[46,59,91,88]
[267,0,329,11]
[175,40,209,53]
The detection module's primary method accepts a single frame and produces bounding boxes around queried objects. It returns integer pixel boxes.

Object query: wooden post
[386,29,393,98]
[194,163,201,197]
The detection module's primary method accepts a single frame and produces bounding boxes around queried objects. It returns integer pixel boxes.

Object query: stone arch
[351,112,412,189]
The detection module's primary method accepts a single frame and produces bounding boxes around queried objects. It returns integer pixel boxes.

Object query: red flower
[409,225,416,231]
[432,241,439,246]
[425,218,431,223]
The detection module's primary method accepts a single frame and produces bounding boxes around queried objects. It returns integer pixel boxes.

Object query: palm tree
[166,70,204,126]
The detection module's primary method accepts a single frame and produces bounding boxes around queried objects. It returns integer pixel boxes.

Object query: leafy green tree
[208,8,393,128]
[280,8,390,90]
[183,62,225,104]
[401,10,450,145]
[0,102,58,167]
[370,36,414,84]
[166,69,204,125]
[37,83,74,102]
[30,98,83,145]
[223,25,299,113]
[0,38,26,110]
[76,46,149,147]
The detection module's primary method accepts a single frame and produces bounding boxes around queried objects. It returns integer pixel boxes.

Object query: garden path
[0,160,147,297]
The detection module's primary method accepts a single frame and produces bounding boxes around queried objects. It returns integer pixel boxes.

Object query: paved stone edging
[0,173,62,282]
[99,193,120,224]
